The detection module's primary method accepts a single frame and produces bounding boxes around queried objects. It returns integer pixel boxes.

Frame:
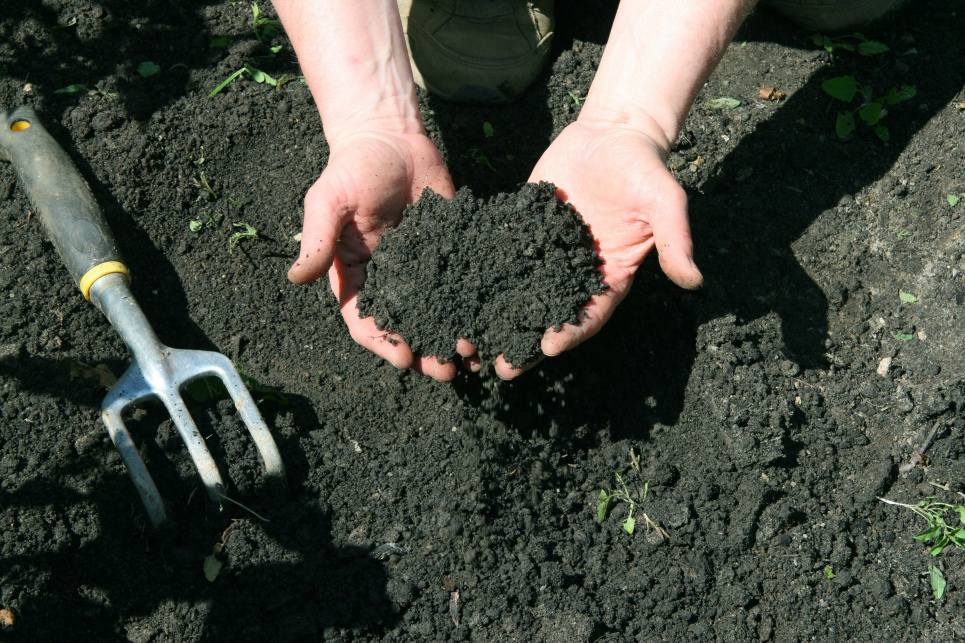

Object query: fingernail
[690,257,702,276]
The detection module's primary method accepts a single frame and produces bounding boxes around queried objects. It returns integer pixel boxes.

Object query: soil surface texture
[2,1,965,642]
[357,182,604,367]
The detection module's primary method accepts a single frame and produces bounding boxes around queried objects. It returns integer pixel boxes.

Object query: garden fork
[0,106,287,528]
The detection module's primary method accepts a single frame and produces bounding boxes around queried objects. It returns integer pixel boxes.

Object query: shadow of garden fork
[0,106,287,528]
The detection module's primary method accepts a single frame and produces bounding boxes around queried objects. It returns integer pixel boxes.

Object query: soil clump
[357,182,605,367]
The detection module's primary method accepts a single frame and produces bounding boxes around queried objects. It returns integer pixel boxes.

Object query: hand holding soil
[286,129,459,381]
[517,119,704,378]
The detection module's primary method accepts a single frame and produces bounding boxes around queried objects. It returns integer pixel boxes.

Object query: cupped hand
[288,130,473,381]
[494,119,703,379]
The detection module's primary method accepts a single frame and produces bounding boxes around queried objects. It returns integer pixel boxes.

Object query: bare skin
[273,0,759,382]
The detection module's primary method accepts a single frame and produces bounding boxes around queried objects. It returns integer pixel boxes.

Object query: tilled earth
[1,1,964,641]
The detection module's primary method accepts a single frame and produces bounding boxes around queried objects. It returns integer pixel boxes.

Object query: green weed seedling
[822,75,916,141]
[54,83,117,98]
[467,148,497,173]
[194,171,219,200]
[482,121,494,139]
[251,3,281,42]
[949,194,961,207]
[879,487,965,556]
[929,565,946,600]
[812,32,889,55]
[824,565,835,580]
[597,449,669,537]
[209,63,278,97]
[185,365,288,406]
[568,91,586,106]
[137,61,160,79]
[189,211,224,234]
[230,222,258,252]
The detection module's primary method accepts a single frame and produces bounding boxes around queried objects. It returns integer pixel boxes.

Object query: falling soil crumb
[357,182,606,367]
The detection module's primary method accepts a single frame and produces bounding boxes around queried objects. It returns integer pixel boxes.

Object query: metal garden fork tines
[0,106,287,528]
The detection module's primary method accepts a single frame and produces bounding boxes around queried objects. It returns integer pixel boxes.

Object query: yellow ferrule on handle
[79,261,131,301]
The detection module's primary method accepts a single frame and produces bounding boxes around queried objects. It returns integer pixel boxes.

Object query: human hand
[494,119,703,379]
[288,130,475,381]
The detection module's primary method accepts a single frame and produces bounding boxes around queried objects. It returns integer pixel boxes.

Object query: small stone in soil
[357,182,606,368]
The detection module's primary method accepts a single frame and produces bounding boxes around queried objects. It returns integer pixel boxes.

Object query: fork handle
[0,106,129,301]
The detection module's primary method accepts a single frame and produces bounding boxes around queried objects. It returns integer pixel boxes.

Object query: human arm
[496,0,759,379]
[272,0,469,381]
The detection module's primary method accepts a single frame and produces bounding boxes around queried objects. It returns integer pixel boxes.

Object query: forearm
[272,0,423,147]
[581,0,759,152]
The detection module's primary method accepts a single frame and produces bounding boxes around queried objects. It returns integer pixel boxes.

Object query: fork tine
[101,393,168,528]
[158,390,227,506]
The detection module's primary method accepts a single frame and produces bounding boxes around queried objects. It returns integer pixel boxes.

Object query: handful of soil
[356,182,606,367]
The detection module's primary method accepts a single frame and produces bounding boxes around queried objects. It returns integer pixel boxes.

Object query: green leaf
[597,490,612,524]
[886,85,917,105]
[189,220,203,232]
[955,506,965,525]
[891,331,914,341]
[899,291,917,303]
[244,64,276,86]
[623,514,636,535]
[915,525,942,541]
[857,101,882,126]
[835,112,855,139]
[929,565,946,599]
[137,61,160,78]
[948,194,961,207]
[825,565,835,579]
[857,40,889,55]
[208,68,246,97]
[204,554,223,582]
[822,76,858,102]
[875,125,890,142]
[708,97,740,109]
[482,122,494,138]
[949,528,965,548]
[929,534,949,556]
[209,36,231,48]
[54,84,92,94]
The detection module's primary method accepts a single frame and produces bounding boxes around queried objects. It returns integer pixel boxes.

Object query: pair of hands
[288,119,703,382]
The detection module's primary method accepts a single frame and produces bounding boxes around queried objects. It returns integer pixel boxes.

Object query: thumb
[288,173,351,285]
[650,177,703,290]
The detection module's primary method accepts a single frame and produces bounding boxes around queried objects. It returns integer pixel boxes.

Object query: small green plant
[467,148,497,173]
[824,565,835,579]
[929,565,946,600]
[185,365,288,406]
[949,194,961,207]
[821,75,916,141]
[137,61,160,78]
[230,222,258,252]
[218,491,269,522]
[567,91,585,105]
[208,63,278,97]
[879,490,965,556]
[597,449,668,537]
[899,291,918,303]
[812,32,889,55]
[210,35,232,48]
[708,97,740,109]
[189,211,224,234]
[194,171,219,200]
[891,331,914,341]
[251,3,282,42]
[482,121,494,139]
[54,83,117,98]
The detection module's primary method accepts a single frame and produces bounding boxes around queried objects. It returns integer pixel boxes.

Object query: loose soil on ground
[1,1,964,641]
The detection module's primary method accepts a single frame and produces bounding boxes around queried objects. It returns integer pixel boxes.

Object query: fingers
[494,353,544,380]
[540,287,624,357]
[288,173,349,285]
[650,176,703,291]
[330,265,415,371]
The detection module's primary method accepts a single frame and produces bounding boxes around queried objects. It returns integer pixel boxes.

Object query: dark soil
[2,1,965,641]
[357,182,605,367]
